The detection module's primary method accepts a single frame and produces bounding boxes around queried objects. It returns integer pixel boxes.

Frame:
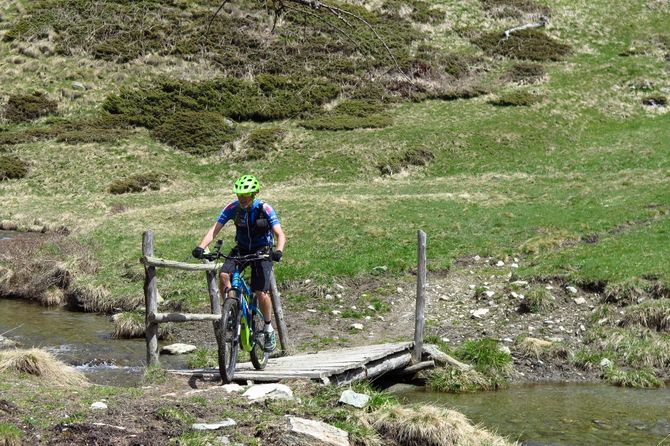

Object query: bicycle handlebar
[202,251,271,262]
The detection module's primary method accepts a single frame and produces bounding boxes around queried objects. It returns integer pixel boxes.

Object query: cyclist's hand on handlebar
[192,246,205,259]
[271,250,283,262]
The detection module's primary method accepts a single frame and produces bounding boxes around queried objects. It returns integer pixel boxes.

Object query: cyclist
[192,174,286,352]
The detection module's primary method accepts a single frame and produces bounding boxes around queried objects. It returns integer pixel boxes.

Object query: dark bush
[3,92,58,123]
[428,85,490,101]
[333,100,386,117]
[490,90,542,106]
[473,29,571,61]
[503,62,546,83]
[642,95,667,107]
[152,111,238,155]
[108,173,167,194]
[300,114,393,131]
[378,148,434,175]
[245,127,285,160]
[0,155,29,180]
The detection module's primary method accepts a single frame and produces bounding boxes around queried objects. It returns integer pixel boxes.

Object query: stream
[0,298,187,386]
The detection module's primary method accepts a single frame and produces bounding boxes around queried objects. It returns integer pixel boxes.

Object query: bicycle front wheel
[250,309,269,370]
[219,297,240,383]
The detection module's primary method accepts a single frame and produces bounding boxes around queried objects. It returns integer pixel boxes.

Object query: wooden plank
[141,255,218,272]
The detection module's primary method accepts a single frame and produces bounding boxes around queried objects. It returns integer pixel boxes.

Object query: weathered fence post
[413,230,427,363]
[143,231,160,367]
[269,271,290,354]
[206,269,222,338]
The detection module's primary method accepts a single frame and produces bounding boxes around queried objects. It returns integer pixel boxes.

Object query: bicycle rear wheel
[219,297,240,383]
[250,309,269,370]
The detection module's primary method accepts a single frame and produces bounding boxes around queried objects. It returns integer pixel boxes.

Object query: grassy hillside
[0,0,669,312]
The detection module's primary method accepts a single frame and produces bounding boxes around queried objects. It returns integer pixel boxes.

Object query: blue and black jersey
[217,199,280,251]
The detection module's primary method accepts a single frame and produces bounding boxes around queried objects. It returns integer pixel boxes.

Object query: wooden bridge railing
[140,230,289,367]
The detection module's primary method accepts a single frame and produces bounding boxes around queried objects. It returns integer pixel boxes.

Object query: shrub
[428,84,490,101]
[490,90,542,106]
[152,111,238,155]
[0,155,29,180]
[428,367,494,393]
[244,127,285,160]
[473,29,571,61]
[503,62,546,83]
[301,114,392,131]
[3,92,58,123]
[603,367,664,388]
[108,173,167,194]
[642,94,667,107]
[378,148,434,175]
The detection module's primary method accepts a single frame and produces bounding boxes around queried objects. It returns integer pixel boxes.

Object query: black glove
[192,246,205,259]
[271,250,283,262]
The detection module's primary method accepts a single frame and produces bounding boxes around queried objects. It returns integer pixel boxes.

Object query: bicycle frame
[228,269,261,353]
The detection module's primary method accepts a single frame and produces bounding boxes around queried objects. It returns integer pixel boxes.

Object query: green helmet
[232,174,261,194]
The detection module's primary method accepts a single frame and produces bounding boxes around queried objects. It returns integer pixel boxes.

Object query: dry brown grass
[370,404,515,446]
[621,299,670,332]
[517,337,571,361]
[0,348,88,387]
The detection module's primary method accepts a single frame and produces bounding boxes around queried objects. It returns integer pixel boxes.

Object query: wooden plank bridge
[142,230,436,385]
[168,341,419,385]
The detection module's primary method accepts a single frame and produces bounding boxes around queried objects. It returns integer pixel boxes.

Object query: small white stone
[471,308,489,319]
[334,284,345,291]
[566,286,578,294]
[396,287,403,293]
[304,279,311,284]
[511,263,519,268]
[474,255,481,261]
[367,305,375,311]
[364,316,371,321]
[574,297,586,305]
[351,323,364,330]
[351,305,357,310]
[192,419,236,430]
[511,291,519,299]
[332,310,341,315]
[496,261,505,266]
[580,324,586,331]
[325,294,334,300]
[307,309,317,313]
[468,284,476,289]
[600,358,612,368]
[545,285,554,290]
[484,290,495,298]
[90,402,107,410]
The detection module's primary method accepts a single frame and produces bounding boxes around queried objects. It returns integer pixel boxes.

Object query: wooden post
[143,231,160,367]
[413,230,427,363]
[206,270,222,338]
[269,270,290,355]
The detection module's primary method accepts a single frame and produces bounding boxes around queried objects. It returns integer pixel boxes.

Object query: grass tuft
[490,90,542,107]
[370,404,515,446]
[0,422,23,446]
[108,173,167,195]
[518,287,556,314]
[603,367,664,389]
[620,299,670,332]
[0,348,88,387]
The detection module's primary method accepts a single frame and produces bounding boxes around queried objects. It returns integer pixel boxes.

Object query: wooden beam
[150,312,222,323]
[423,344,471,371]
[140,255,218,272]
[393,360,435,377]
[413,230,427,363]
[142,231,160,367]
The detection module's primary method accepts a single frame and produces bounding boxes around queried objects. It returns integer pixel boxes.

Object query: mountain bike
[202,240,272,383]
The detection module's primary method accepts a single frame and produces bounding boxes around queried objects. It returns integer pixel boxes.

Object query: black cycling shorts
[220,246,273,292]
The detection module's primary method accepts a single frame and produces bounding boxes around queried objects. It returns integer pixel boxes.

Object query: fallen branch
[0,325,23,337]
[503,16,548,40]
[422,344,471,371]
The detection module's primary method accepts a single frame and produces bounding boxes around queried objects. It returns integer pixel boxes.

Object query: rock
[286,416,349,446]
[160,343,197,355]
[192,419,236,430]
[484,290,495,298]
[333,284,345,291]
[396,287,403,293]
[600,358,612,368]
[566,286,578,294]
[90,402,107,410]
[221,384,244,393]
[71,81,86,90]
[372,266,387,274]
[338,389,370,408]
[307,309,317,313]
[243,384,293,402]
[350,323,364,330]
[511,263,519,268]
[496,261,505,266]
[574,297,586,305]
[498,346,511,355]
[385,383,422,394]
[325,294,334,300]
[471,308,489,319]
[331,310,341,315]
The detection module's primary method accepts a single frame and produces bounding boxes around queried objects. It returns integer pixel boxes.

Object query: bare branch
[503,16,548,40]
[206,0,231,36]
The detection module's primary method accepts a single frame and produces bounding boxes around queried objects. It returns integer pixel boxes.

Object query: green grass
[0,0,668,320]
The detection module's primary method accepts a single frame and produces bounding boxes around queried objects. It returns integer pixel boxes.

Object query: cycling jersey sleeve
[262,203,281,227]
[217,201,238,225]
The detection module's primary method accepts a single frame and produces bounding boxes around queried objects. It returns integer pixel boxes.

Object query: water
[0,299,188,386]
[395,383,670,445]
